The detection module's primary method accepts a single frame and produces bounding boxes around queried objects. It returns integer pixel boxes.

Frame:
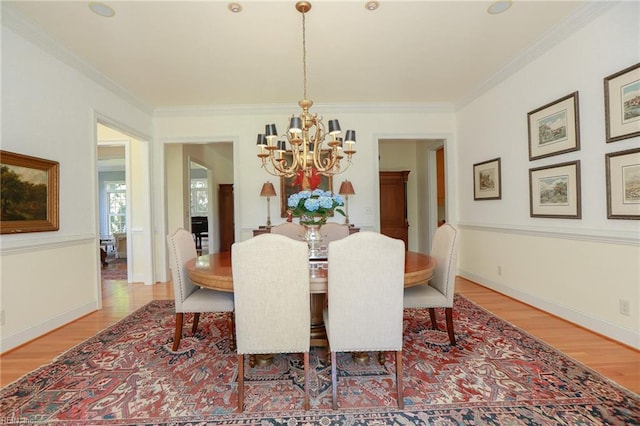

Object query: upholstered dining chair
[269,222,306,241]
[167,228,235,352]
[232,233,311,412]
[403,223,459,345]
[323,231,406,410]
[320,222,349,243]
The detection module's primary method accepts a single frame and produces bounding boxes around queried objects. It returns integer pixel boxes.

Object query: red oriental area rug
[1,296,638,425]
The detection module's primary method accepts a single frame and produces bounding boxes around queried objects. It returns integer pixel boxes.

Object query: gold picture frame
[1,150,59,234]
[279,152,333,217]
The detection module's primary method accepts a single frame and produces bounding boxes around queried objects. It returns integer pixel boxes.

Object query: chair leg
[229,313,236,351]
[191,312,200,333]
[237,354,244,412]
[429,308,438,330]
[445,307,456,345]
[172,313,184,351]
[396,350,404,409]
[303,352,310,410]
[331,351,338,410]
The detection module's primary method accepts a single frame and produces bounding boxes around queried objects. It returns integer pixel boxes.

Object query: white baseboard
[0,302,98,354]
[459,270,640,350]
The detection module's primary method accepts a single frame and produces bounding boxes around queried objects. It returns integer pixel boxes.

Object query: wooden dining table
[186,250,436,348]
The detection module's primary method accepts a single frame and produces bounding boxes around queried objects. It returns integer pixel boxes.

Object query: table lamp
[338,180,355,225]
[260,182,277,227]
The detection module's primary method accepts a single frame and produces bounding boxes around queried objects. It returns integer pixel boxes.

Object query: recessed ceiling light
[365,1,379,11]
[228,3,242,13]
[89,2,115,18]
[487,0,512,15]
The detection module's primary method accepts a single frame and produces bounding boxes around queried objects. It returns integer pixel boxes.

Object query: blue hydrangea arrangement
[287,189,345,225]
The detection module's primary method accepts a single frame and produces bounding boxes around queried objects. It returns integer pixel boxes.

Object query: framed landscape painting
[606,148,640,219]
[604,63,640,143]
[1,150,59,234]
[528,92,580,160]
[473,158,501,200]
[529,160,581,219]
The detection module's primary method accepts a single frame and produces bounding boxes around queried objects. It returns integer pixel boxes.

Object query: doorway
[96,120,154,285]
[97,124,130,281]
[165,142,234,254]
[378,138,445,253]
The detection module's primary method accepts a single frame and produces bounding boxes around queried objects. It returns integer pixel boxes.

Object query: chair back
[167,228,199,311]
[326,231,405,352]
[430,223,459,305]
[320,222,349,243]
[232,233,310,354]
[270,222,306,241]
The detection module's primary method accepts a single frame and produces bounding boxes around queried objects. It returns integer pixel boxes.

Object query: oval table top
[186,251,435,293]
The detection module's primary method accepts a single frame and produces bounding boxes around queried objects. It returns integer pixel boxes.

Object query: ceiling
[4,1,596,111]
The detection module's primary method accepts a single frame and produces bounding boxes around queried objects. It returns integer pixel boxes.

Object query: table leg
[310,293,327,347]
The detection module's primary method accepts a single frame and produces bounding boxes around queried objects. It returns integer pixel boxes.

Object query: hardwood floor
[1,277,638,394]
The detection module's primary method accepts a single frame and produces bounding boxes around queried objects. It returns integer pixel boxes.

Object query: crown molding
[455,1,617,110]
[2,5,154,115]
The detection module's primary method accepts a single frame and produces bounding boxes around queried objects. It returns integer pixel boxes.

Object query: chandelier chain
[302,11,307,100]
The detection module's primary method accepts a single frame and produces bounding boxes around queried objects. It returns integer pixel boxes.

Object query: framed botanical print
[604,63,640,143]
[529,160,581,219]
[473,158,501,200]
[1,150,59,234]
[527,92,580,160]
[606,148,640,219]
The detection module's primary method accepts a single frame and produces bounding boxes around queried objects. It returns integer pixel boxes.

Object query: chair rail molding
[0,233,97,255]
[456,222,639,247]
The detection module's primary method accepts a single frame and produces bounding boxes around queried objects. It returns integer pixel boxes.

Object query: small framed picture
[529,160,581,219]
[1,150,60,234]
[527,92,580,161]
[473,158,501,200]
[604,63,640,143]
[606,148,640,219]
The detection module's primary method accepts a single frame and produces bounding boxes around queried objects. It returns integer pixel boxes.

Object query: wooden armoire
[379,171,410,248]
[218,184,235,252]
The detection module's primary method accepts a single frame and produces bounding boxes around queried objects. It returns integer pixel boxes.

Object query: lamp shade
[265,123,278,138]
[338,180,355,195]
[289,117,302,133]
[256,133,267,146]
[345,130,356,143]
[328,119,341,135]
[260,182,277,197]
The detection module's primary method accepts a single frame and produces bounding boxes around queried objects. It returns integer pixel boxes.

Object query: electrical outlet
[497,265,502,276]
[619,299,630,316]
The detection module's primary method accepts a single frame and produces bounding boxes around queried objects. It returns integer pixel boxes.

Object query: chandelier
[256,1,356,183]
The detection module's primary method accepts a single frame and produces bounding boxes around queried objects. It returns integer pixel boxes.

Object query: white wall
[456,2,640,347]
[153,105,457,280]
[0,19,153,351]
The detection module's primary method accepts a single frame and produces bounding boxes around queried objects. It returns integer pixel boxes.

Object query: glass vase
[304,223,323,258]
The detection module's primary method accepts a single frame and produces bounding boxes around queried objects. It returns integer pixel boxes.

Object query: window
[106,181,126,234]
[190,178,208,216]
